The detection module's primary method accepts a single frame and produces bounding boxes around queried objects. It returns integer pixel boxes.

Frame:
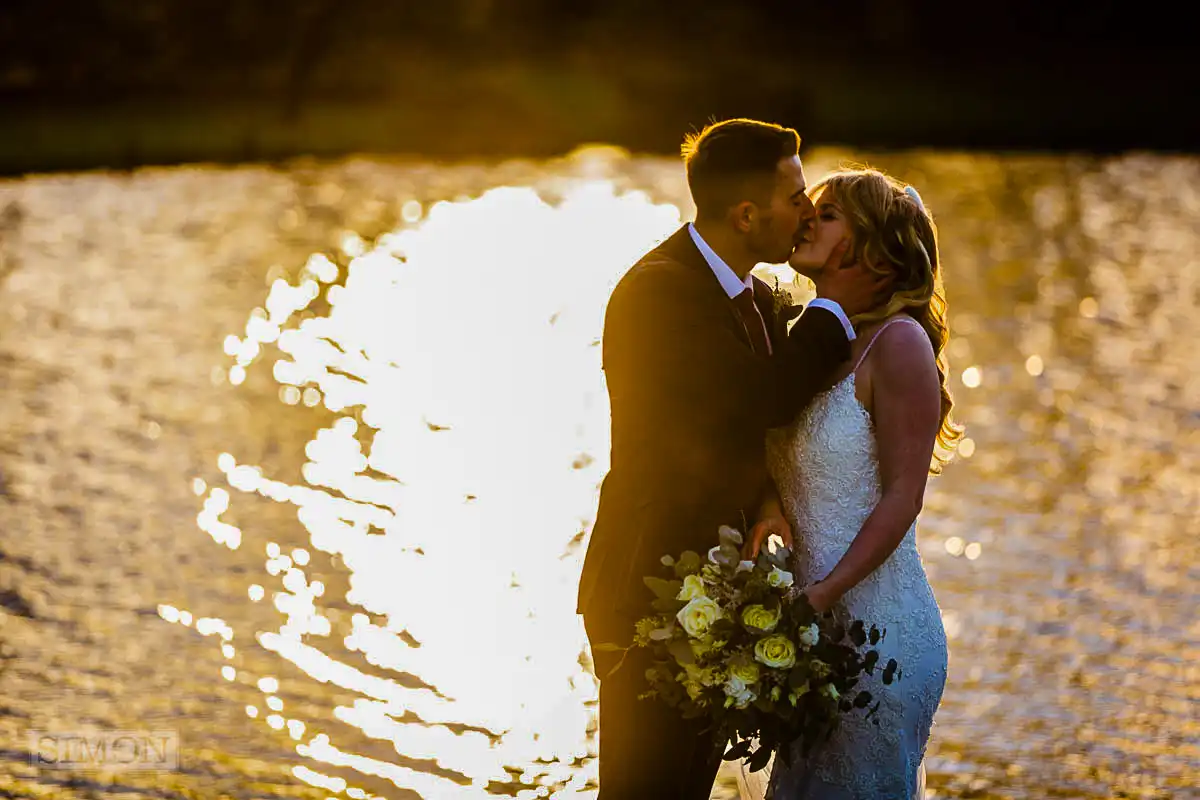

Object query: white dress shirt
[686,223,856,341]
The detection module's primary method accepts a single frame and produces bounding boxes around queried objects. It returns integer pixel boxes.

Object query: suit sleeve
[771,306,853,425]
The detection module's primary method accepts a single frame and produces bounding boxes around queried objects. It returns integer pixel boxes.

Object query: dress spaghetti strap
[851,315,924,373]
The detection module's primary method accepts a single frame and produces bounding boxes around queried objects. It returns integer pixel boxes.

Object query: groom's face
[749,156,813,264]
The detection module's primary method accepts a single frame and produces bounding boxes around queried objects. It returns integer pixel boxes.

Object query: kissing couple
[578,118,961,799]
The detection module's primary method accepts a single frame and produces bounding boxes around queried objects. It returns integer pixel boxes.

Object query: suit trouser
[584,609,724,800]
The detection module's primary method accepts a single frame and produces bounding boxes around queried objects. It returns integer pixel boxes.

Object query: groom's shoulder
[613,248,689,300]
[608,227,709,319]
[612,259,713,322]
[629,249,689,281]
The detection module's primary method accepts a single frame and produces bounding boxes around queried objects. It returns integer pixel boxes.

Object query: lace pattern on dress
[762,334,948,798]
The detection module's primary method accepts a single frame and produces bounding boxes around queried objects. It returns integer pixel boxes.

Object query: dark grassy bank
[1,1,1196,174]
[5,58,1196,176]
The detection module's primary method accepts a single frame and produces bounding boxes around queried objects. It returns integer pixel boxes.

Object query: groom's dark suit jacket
[577,226,851,622]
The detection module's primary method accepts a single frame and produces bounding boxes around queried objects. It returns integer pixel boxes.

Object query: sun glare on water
[173,178,687,798]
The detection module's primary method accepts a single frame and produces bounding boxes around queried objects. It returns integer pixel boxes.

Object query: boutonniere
[770,277,793,318]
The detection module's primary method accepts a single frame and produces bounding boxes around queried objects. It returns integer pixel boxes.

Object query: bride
[739,168,960,799]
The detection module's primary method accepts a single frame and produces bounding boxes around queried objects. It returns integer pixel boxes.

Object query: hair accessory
[904,185,926,212]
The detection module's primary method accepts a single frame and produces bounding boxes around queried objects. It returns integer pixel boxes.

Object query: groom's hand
[743,515,794,561]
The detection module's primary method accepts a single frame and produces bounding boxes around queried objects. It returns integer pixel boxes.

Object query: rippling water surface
[0,148,1195,799]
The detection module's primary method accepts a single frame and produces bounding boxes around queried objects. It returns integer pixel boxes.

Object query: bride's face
[788,187,849,279]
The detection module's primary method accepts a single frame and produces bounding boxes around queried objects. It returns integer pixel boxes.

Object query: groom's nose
[795,217,815,244]
[797,199,816,223]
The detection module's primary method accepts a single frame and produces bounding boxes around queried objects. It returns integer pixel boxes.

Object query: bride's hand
[802,581,837,614]
[742,515,793,561]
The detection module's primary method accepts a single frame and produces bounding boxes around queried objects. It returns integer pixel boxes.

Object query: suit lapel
[657,225,756,351]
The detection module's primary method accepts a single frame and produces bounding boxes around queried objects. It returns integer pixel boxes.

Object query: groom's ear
[732,201,758,233]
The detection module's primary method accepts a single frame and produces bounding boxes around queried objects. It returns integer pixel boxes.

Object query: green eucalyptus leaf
[667,639,695,665]
[718,525,744,547]
[652,597,686,614]
[644,576,683,600]
[788,665,810,688]
[746,743,773,773]
[766,548,788,570]
[674,550,702,576]
[723,739,752,761]
[709,544,739,568]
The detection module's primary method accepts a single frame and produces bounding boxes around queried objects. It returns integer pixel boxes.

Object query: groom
[577,119,883,799]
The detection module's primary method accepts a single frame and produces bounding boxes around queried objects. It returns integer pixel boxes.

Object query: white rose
[798,622,820,648]
[753,634,797,670]
[767,567,795,589]
[707,545,723,564]
[723,675,756,709]
[736,560,755,574]
[676,596,722,639]
[676,574,707,602]
[718,525,744,546]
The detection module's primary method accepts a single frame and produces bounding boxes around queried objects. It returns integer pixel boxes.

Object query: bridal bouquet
[625,525,897,772]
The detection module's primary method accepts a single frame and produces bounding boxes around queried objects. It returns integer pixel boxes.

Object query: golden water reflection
[187,177,685,799]
[0,148,1194,799]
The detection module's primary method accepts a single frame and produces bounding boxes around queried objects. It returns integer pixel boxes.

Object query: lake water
[0,147,1195,799]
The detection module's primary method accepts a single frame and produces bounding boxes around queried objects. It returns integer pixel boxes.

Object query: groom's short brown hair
[682,118,801,222]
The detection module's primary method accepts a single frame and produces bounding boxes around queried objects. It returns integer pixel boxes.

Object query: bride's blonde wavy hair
[809,167,963,473]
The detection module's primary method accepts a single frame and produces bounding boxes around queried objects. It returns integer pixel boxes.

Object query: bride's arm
[804,322,940,612]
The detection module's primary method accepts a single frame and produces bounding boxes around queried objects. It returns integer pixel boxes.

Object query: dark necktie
[732,288,772,356]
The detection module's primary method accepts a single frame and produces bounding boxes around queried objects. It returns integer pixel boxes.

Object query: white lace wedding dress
[739,317,948,800]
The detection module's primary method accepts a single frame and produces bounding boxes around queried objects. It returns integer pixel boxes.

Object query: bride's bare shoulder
[879,314,932,348]
[856,315,931,363]
[869,315,937,388]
